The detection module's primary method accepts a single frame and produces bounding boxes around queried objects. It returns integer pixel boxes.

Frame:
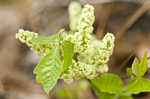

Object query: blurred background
[0,0,150,99]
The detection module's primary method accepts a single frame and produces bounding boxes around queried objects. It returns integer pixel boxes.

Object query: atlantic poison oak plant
[16,2,150,98]
[16,2,115,94]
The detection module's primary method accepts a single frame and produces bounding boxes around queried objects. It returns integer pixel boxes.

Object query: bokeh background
[0,0,150,99]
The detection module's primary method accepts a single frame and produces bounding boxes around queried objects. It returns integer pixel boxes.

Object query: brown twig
[96,4,115,39]
[119,53,134,71]
[116,1,150,41]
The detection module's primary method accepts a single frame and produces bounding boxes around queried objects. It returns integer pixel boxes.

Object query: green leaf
[62,40,74,72]
[98,92,115,99]
[131,52,148,77]
[127,78,150,94]
[33,46,62,94]
[98,92,133,99]
[117,93,133,99]
[138,51,148,77]
[31,34,59,44]
[131,57,139,76]
[118,95,133,99]
[91,73,124,94]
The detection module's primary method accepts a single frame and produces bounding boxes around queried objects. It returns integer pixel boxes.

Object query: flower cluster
[63,4,95,53]
[61,4,115,82]
[69,1,82,31]
[16,29,53,56]
[78,4,95,34]
[16,3,115,83]
[61,33,115,82]
[16,29,38,45]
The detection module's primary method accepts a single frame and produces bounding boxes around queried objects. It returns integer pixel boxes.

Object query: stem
[116,1,150,41]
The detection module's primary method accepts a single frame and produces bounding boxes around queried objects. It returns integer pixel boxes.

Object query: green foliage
[127,77,150,94]
[98,92,115,99]
[98,92,133,99]
[16,1,150,97]
[126,51,150,94]
[62,40,74,72]
[132,58,139,76]
[33,46,62,94]
[138,52,148,77]
[91,74,124,94]
[132,52,148,77]
[91,51,149,99]
[31,34,59,44]
[117,94,133,99]
[92,76,133,99]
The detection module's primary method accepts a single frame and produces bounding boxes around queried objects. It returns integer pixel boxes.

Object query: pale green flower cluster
[64,4,95,53]
[61,33,115,83]
[16,3,115,83]
[16,29,53,56]
[69,1,82,31]
[78,4,95,34]
[61,4,115,83]
[16,29,38,45]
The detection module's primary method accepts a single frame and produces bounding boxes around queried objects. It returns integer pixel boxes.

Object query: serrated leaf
[138,51,148,77]
[127,78,150,94]
[91,74,124,94]
[62,40,74,72]
[31,34,59,44]
[33,46,62,94]
[131,58,139,76]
